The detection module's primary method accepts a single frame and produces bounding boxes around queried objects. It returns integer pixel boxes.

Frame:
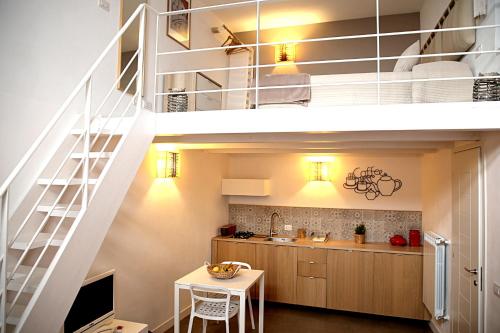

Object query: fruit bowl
[205,262,241,279]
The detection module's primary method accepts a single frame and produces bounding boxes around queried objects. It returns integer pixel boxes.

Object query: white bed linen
[259,72,413,108]
[258,61,473,108]
[412,61,473,103]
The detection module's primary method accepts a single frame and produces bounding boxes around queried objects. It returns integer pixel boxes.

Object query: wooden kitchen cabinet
[297,248,327,278]
[212,238,426,320]
[296,276,326,308]
[298,247,327,263]
[296,248,327,307]
[373,252,426,320]
[327,249,374,313]
[255,243,297,304]
[297,261,327,278]
[214,240,256,268]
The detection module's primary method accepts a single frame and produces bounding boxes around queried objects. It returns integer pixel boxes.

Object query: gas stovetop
[233,231,255,239]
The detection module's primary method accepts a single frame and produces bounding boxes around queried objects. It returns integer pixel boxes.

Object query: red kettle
[389,234,407,246]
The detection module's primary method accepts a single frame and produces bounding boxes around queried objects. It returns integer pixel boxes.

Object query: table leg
[239,292,246,333]
[259,275,264,333]
[174,284,180,333]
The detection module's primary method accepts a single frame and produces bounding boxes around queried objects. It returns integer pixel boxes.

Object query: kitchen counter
[212,235,423,255]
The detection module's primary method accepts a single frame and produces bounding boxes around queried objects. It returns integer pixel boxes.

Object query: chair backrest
[189,284,233,319]
[190,283,230,301]
[221,261,252,270]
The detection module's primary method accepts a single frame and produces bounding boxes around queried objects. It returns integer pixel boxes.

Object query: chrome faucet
[269,212,280,237]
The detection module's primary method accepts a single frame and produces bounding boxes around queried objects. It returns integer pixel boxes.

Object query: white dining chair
[221,261,256,330]
[188,284,239,333]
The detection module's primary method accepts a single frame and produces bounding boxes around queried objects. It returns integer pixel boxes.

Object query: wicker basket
[473,73,500,102]
[167,88,188,112]
[205,262,241,279]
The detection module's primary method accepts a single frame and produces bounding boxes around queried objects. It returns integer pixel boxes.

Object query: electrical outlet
[284,224,293,231]
[98,0,110,12]
[494,283,500,298]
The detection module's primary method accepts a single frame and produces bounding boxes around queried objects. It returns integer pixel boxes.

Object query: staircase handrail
[0,3,148,198]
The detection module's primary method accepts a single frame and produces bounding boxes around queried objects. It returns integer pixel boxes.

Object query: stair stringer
[16,109,155,333]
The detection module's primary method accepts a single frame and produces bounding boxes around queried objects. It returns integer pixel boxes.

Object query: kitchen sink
[264,237,297,243]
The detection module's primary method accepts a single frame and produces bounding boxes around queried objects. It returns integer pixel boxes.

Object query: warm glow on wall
[238,11,325,32]
[157,151,179,178]
[275,43,296,63]
[307,156,333,182]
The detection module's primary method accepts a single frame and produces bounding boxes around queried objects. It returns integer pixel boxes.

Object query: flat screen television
[64,270,115,333]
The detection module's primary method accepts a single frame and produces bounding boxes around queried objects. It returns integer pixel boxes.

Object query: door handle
[464,267,478,274]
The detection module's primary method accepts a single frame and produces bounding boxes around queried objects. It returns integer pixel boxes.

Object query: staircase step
[70,129,126,136]
[37,178,98,186]
[36,204,81,218]
[7,265,47,294]
[11,233,65,250]
[70,117,133,138]
[3,303,25,326]
[70,152,113,159]
[70,128,115,136]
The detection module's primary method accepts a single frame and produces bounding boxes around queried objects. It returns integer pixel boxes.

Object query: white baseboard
[152,305,192,333]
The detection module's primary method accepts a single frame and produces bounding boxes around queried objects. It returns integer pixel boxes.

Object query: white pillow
[393,41,420,72]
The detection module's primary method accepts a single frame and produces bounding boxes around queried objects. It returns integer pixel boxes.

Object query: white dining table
[174,266,265,333]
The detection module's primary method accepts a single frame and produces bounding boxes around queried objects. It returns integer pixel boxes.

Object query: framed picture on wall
[195,73,222,111]
[167,0,191,49]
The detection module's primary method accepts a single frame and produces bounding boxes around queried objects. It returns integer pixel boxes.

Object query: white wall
[462,0,500,75]
[421,149,453,238]
[480,132,500,333]
[89,148,228,332]
[0,0,121,184]
[421,149,453,333]
[496,0,500,50]
[0,0,231,183]
[144,0,229,112]
[420,0,450,42]
[227,154,422,211]
[420,0,500,75]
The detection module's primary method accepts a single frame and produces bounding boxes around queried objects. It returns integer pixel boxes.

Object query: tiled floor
[165,302,431,333]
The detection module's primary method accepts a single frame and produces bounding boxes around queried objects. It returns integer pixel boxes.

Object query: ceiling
[194,0,424,32]
[154,131,479,155]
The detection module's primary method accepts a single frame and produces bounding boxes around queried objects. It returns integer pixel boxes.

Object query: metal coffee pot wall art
[343,167,402,200]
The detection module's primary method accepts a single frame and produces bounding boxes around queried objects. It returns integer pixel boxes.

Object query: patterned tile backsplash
[229,204,422,243]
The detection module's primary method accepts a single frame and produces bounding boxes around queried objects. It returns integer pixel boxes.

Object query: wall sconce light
[157,151,179,178]
[275,43,296,63]
[308,157,333,182]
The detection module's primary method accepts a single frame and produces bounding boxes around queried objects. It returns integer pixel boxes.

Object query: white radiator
[423,231,449,320]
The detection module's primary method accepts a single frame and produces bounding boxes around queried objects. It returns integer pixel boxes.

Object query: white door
[452,147,482,333]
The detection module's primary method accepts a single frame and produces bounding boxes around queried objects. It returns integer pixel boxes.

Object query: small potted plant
[354,224,366,244]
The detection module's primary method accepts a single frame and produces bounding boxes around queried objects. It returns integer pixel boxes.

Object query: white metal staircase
[0,5,154,332]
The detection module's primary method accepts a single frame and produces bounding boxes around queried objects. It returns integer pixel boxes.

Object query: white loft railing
[0,0,498,329]
[0,4,157,331]
[152,0,500,111]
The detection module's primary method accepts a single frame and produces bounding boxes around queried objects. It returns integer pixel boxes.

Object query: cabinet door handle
[308,276,315,279]
[309,261,316,264]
